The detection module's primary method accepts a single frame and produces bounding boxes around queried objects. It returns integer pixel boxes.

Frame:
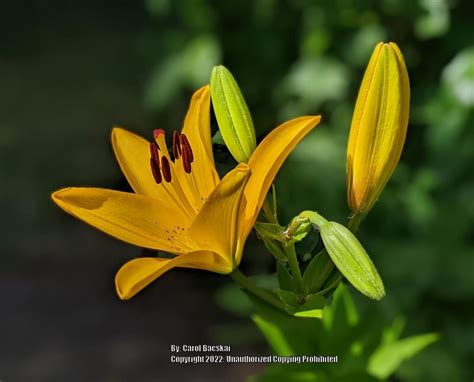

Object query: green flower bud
[320,221,385,300]
[210,65,256,163]
[285,216,312,242]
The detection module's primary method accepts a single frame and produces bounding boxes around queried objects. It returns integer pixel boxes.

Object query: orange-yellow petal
[189,164,251,269]
[115,252,216,300]
[237,115,321,260]
[111,128,193,217]
[111,127,160,197]
[51,187,193,253]
[181,86,220,198]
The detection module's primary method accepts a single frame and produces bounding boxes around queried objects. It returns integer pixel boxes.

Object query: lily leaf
[368,333,439,379]
[277,262,296,291]
[303,251,335,293]
[255,222,287,242]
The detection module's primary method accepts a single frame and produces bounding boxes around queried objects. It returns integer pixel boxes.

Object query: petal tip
[51,187,72,203]
[191,85,210,101]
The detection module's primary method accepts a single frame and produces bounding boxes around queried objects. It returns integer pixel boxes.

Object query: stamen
[181,146,191,174]
[150,142,159,162]
[161,156,172,182]
[172,131,181,160]
[180,134,194,163]
[150,158,162,184]
[149,143,162,184]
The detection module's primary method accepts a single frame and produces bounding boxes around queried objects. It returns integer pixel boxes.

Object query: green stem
[262,197,278,224]
[284,244,304,293]
[348,213,364,233]
[229,268,287,313]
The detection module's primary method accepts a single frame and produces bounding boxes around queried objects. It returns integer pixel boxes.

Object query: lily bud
[320,221,385,300]
[299,211,385,300]
[347,42,410,215]
[210,65,256,163]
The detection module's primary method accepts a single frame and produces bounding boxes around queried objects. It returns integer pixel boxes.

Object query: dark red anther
[161,156,172,182]
[172,131,181,160]
[150,157,162,184]
[150,142,160,162]
[181,146,191,174]
[180,134,194,163]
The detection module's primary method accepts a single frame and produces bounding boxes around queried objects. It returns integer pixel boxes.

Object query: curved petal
[111,127,196,219]
[51,187,193,253]
[111,127,159,197]
[235,115,321,263]
[181,86,220,198]
[115,251,217,300]
[189,164,251,269]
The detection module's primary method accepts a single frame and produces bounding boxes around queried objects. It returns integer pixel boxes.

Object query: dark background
[1,0,473,381]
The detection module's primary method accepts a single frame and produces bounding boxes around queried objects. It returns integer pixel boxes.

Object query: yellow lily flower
[347,42,410,216]
[52,85,321,300]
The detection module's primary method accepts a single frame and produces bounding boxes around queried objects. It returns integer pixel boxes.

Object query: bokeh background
[1,0,473,381]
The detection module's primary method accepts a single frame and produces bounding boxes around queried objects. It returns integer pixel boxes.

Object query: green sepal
[302,250,335,293]
[210,65,256,163]
[320,221,385,300]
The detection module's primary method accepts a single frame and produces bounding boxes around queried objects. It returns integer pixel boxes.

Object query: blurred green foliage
[141,1,473,381]
[217,283,438,381]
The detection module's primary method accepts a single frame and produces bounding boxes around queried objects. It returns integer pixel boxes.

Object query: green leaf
[318,270,343,296]
[210,65,256,163]
[323,284,359,330]
[248,292,323,355]
[368,333,439,379]
[214,283,252,316]
[289,294,326,318]
[303,251,335,293]
[277,289,299,307]
[255,222,287,241]
[277,262,296,291]
[320,222,385,300]
[254,222,287,261]
[276,289,326,318]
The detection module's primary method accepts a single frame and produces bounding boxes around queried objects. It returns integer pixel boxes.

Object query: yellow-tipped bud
[210,65,256,163]
[347,42,410,215]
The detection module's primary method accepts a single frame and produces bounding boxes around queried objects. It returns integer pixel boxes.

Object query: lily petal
[51,187,193,253]
[189,164,251,269]
[115,252,216,300]
[236,115,321,263]
[111,127,159,197]
[111,127,195,219]
[181,86,220,198]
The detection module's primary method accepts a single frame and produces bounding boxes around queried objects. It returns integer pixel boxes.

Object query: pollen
[161,156,172,182]
[149,143,162,184]
[149,130,195,183]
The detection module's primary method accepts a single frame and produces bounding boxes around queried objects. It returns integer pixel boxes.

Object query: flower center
[149,130,194,184]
